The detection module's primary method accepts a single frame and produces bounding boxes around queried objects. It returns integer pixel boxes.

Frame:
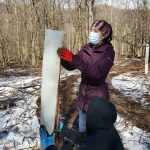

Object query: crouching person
[40,96,124,150]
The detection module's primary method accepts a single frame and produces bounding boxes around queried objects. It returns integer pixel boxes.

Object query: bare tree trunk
[1,0,150,67]
[85,0,95,42]
[88,0,95,31]
[14,0,21,60]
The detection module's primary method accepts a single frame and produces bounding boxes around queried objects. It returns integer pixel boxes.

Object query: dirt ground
[59,59,150,132]
[109,59,150,132]
[0,59,149,132]
[0,58,149,149]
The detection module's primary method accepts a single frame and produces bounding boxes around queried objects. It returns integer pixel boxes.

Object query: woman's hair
[91,20,113,42]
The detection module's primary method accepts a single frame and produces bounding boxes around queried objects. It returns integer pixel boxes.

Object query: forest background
[0,0,150,67]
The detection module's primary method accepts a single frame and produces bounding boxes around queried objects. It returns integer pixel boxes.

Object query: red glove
[57,48,74,62]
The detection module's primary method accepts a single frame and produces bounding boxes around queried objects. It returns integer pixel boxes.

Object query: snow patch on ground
[60,69,80,79]
[0,76,41,149]
[0,69,149,150]
[118,58,142,67]
[116,115,150,150]
[112,71,150,108]
[0,69,80,149]
[72,70,150,150]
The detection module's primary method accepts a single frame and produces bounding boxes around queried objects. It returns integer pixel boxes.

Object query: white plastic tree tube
[41,29,64,135]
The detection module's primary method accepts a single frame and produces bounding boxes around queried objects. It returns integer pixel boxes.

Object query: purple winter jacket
[61,42,115,112]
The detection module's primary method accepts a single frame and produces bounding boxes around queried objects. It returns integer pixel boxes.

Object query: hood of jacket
[86,96,117,135]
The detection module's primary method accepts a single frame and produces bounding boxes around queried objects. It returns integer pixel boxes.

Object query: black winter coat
[46,96,124,150]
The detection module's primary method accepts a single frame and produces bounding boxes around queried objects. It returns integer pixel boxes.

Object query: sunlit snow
[0,69,149,150]
[112,71,150,109]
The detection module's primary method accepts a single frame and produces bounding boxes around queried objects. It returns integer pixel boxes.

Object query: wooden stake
[54,56,62,148]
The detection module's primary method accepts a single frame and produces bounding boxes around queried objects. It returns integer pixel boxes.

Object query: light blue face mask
[89,32,101,45]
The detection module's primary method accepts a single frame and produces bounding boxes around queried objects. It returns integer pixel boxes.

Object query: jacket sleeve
[61,50,83,71]
[61,126,86,144]
[61,59,76,71]
[72,49,115,79]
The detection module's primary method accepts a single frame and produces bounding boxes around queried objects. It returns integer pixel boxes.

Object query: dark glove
[57,48,74,62]
[40,125,55,150]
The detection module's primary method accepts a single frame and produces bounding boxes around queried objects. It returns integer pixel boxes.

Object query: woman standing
[58,20,115,133]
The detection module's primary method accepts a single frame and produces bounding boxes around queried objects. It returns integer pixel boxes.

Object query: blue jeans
[79,110,87,132]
